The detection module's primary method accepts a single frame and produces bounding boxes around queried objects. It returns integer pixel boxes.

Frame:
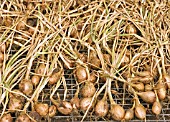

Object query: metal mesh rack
[37,70,170,122]
[1,48,170,122]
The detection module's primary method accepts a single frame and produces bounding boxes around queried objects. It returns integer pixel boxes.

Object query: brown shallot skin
[124,109,134,120]
[8,97,23,112]
[0,43,7,53]
[139,76,154,84]
[145,84,153,91]
[75,65,87,83]
[134,71,151,77]
[110,104,125,121]
[157,87,166,100]
[4,17,12,27]
[0,51,4,62]
[49,69,62,85]
[90,57,101,69]
[152,101,162,115]
[131,82,144,91]
[9,89,25,103]
[15,114,31,122]
[89,71,96,83]
[16,21,26,30]
[156,84,166,100]
[163,74,170,89]
[0,43,6,53]
[80,97,93,111]
[135,104,146,120]
[95,99,109,117]
[125,24,137,34]
[36,63,46,75]
[29,111,42,122]
[0,113,13,122]
[81,82,96,98]
[34,103,49,117]
[49,105,57,117]
[71,96,80,109]
[89,50,101,69]
[19,79,33,96]
[57,101,73,115]
[78,53,87,63]
[89,50,97,60]
[137,91,156,104]
[103,54,111,64]
[31,75,40,87]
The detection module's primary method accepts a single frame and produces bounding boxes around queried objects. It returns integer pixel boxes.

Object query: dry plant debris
[0,0,170,121]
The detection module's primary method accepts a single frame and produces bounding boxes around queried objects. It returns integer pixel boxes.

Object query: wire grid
[48,70,170,122]
[0,48,168,122]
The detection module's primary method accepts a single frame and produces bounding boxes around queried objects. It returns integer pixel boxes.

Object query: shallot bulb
[48,105,57,117]
[124,109,134,120]
[34,103,49,116]
[9,89,25,103]
[110,104,125,121]
[125,24,137,34]
[95,99,109,117]
[16,21,26,30]
[89,71,96,83]
[36,63,46,75]
[19,79,33,96]
[137,91,156,104]
[80,97,93,111]
[31,75,40,87]
[57,101,73,115]
[0,113,13,122]
[29,111,42,122]
[156,79,167,100]
[89,50,101,69]
[75,65,87,83]
[81,82,96,97]
[135,103,146,120]
[131,82,144,91]
[124,101,135,120]
[90,57,101,69]
[49,69,62,85]
[71,96,80,109]
[8,97,23,112]
[152,101,162,115]
[145,84,153,91]
[103,54,111,64]
[157,86,166,100]
[15,114,31,122]
[163,74,170,89]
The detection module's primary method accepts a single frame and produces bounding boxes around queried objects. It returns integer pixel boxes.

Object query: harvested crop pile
[0,0,170,121]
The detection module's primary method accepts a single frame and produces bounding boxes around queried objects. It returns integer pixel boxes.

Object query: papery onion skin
[110,104,125,121]
[137,91,156,104]
[75,65,87,83]
[49,105,57,117]
[124,109,134,120]
[34,103,49,116]
[57,101,73,115]
[135,104,146,120]
[0,113,13,122]
[80,97,93,111]
[95,99,109,117]
[81,82,96,98]
[19,79,33,96]
[152,101,162,115]
[15,114,31,122]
